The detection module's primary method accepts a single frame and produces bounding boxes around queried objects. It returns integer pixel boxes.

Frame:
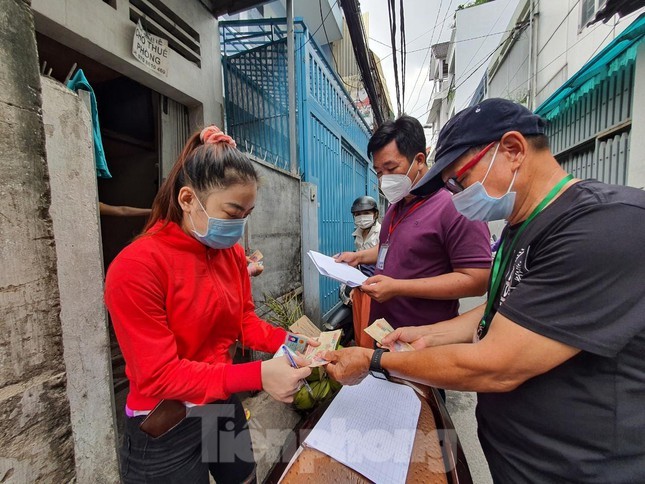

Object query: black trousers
[120,395,256,483]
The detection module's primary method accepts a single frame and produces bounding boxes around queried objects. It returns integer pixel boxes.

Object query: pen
[281,345,314,396]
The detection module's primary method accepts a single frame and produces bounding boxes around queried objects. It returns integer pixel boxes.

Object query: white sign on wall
[132,20,169,77]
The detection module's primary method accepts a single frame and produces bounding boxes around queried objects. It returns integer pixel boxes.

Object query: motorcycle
[322,283,354,347]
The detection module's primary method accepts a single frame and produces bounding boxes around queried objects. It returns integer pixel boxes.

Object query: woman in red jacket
[105,126,313,483]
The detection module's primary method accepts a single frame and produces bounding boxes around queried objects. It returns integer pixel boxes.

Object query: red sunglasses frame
[445,142,496,193]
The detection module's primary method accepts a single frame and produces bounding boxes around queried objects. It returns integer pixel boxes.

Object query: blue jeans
[120,395,256,483]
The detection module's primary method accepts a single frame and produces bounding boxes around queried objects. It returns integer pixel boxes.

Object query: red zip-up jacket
[104,220,286,411]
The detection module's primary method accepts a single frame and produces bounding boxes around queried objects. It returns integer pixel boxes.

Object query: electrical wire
[371,27,516,58]
[503,21,606,102]
[387,0,402,115]
[407,0,456,115]
[404,0,444,113]
[414,22,525,120]
[318,0,362,90]
[296,0,340,52]
[400,0,407,112]
[537,0,581,55]
[456,0,515,91]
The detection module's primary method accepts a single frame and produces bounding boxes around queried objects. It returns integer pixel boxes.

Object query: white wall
[454,0,520,111]
[534,1,645,105]
[488,23,530,102]
[32,0,223,127]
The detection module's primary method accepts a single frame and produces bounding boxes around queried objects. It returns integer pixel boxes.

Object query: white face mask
[380,161,419,204]
[452,144,518,222]
[354,214,375,229]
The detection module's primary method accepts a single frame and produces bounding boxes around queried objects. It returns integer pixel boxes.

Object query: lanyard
[479,174,573,336]
[387,198,426,241]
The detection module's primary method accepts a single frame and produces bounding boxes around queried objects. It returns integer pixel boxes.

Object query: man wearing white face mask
[350,196,381,252]
[335,115,492,331]
[323,99,645,483]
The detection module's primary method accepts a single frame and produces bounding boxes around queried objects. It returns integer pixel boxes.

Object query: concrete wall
[246,158,302,305]
[300,183,321,323]
[0,0,75,481]
[41,77,120,482]
[31,0,224,127]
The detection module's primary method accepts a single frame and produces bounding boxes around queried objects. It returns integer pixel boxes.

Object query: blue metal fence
[220,19,378,314]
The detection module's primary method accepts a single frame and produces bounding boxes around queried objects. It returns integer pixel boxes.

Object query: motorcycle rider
[351,196,381,262]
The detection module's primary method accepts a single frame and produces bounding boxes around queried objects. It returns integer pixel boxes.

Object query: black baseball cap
[412,98,546,196]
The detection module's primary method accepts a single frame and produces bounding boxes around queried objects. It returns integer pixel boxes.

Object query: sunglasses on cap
[445,142,497,194]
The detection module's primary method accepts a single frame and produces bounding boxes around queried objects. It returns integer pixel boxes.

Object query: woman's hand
[261,355,311,403]
[247,262,264,277]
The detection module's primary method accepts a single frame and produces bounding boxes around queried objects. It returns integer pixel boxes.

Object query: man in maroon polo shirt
[336,115,491,329]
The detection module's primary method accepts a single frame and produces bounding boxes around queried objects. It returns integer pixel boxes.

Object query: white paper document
[303,376,421,484]
[307,250,368,287]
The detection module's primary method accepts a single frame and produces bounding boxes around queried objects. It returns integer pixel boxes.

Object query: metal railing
[220,18,378,314]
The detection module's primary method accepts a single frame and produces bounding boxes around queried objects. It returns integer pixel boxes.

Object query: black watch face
[370,370,388,380]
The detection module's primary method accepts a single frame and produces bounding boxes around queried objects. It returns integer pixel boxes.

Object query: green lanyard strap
[478,174,574,338]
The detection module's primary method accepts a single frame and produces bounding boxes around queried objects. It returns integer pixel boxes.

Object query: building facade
[485,0,645,190]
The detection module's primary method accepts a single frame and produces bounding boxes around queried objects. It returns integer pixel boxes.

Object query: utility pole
[287,0,298,174]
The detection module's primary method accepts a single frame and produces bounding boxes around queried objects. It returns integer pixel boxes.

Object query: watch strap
[369,348,390,379]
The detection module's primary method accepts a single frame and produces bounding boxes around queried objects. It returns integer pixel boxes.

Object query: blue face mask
[189,196,247,249]
[451,144,518,222]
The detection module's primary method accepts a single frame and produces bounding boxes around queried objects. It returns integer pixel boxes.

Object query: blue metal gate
[221,19,378,314]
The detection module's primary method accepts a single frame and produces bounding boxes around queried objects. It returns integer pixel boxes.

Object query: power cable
[387,0,402,115]
[371,27,516,59]
[296,0,340,52]
[504,22,608,102]
[537,0,581,55]
[462,17,608,113]
[456,0,514,90]
[318,0,362,91]
[407,0,456,114]
[404,0,444,112]
[400,0,407,112]
[414,22,525,120]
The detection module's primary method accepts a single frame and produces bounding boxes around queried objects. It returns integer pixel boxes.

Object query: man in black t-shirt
[323,98,645,483]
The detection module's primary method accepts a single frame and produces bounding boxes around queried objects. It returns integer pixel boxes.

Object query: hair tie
[200,125,237,148]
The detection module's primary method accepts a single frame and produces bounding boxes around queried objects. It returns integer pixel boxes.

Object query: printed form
[303,376,421,484]
[307,250,368,287]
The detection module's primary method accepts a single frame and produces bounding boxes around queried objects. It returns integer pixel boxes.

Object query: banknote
[248,249,264,263]
[274,330,338,367]
[304,329,341,365]
[364,319,414,352]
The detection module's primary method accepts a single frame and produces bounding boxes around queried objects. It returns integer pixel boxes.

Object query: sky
[360,0,460,125]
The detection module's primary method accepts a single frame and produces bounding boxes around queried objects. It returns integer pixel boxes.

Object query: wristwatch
[369,348,390,380]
